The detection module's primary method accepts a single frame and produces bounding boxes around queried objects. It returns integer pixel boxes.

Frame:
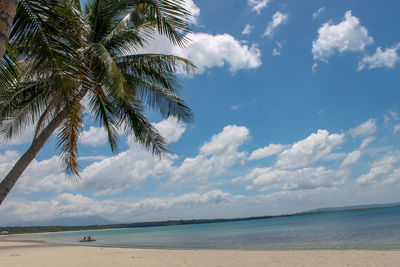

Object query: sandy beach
[0,240,399,267]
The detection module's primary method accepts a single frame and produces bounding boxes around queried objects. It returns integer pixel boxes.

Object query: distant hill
[303,202,400,214]
[4,215,118,227]
[2,203,400,234]
[3,202,400,229]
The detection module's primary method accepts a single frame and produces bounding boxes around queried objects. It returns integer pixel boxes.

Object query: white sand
[1,240,400,266]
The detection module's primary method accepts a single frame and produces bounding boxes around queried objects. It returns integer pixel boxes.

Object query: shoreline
[1,241,400,267]
[2,234,400,251]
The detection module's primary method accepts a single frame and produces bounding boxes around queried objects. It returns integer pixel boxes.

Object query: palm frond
[58,101,85,177]
[117,98,167,155]
[117,53,194,122]
[88,87,120,152]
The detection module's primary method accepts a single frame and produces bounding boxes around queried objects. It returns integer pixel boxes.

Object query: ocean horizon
[8,206,400,250]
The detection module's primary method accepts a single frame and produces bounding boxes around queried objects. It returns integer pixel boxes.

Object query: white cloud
[249,143,286,160]
[177,33,261,73]
[129,190,238,212]
[78,148,176,196]
[356,152,400,185]
[349,119,377,137]
[153,117,186,144]
[248,0,270,14]
[172,125,250,184]
[0,124,35,145]
[200,125,249,155]
[272,41,282,56]
[360,136,375,149]
[12,119,186,197]
[263,11,289,38]
[383,112,400,134]
[238,166,348,192]
[142,32,262,74]
[312,7,326,20]
[341,150,361,167]
[357,166,392,185]
[340,135,373,167]
[79,155,108,161]
[13,156,65,195]
[80,126,108,147]
[0,150,19,164]
[358,43,400,71]
[0,190,241,224]
[312,11,373,61]
[0,150,20,183]
[242,24,253,35]
[9,123,249,196]
[394,124,400,134]
[275,130,345,169]
[312,63,318,73]
[77,117,184,162]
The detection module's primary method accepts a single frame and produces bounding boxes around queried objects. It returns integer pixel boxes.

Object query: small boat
[79,236,96,242]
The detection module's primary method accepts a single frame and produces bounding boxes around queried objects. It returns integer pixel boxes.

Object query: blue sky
[1,0,400,224]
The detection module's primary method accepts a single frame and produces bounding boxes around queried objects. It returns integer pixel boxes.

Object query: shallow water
[13,207,400,249]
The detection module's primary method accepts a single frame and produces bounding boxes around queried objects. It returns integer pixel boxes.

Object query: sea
[10,207,400,250]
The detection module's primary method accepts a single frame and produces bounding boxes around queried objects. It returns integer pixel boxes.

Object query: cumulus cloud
[242,24,253,35]
[248,0,270,14]
[0,190,240,224]
[358,43,400,71]
[0,150,20,181]
[312,7,326,20]
[249,144,286,160]
[153,117,186,144]
[78,149,176,196]
[312,11,373,61]
[172,125,250,184]
[200,125,249,155]
[78,118,187,195]
[9,123,249,196]
[236,166,347,192]
[349,119,377,137]
[341,150,361,167]
[340,135,375,167]
[263,11,289,38]
[80,126,108,147]
[235,128,348,193]
[0,150,19,164]
[143,33,261,74]
[357,152,400,185]
[0,125,35,145]
[12,119,186,196]
[13,156,65,195]
[176,33,261,73]
[275,130,345,169]
[360,136,375,150]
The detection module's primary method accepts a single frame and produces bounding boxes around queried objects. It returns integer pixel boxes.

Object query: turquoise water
[16,207,400,249]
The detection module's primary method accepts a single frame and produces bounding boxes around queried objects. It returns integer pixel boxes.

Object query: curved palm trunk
[0,109,67,205]
[0,0,18,60]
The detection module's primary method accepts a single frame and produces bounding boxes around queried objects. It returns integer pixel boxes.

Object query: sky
[1,0,400,224]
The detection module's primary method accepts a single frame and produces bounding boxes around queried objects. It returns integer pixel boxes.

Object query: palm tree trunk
[0,109,67,205]
[0,0,18,60]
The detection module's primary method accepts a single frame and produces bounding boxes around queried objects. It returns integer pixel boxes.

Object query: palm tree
[0,0,194,205]
[0,0,18,60]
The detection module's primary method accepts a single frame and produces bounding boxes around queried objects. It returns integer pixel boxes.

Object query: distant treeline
[1,205,399,235]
